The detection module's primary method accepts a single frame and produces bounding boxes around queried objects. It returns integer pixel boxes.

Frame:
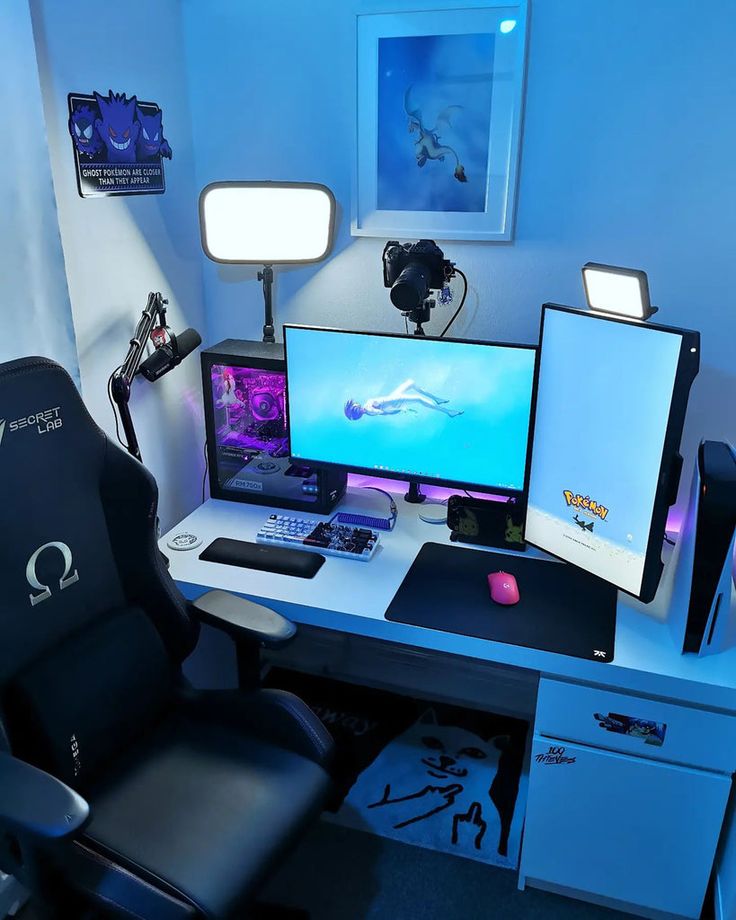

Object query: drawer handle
[594,712,667,746]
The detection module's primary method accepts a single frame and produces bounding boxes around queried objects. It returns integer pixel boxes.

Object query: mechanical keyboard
[256,513,380,561]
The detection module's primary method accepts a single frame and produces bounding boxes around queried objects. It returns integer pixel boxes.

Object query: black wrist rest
[199,538,325,578]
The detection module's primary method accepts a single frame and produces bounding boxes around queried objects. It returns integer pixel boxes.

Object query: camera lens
[390,261,432,311]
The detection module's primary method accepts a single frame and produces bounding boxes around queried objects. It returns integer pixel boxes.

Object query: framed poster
[353,0,528,241]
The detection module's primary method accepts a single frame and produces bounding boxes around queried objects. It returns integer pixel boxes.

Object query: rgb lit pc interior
[209,363,290,483]
[284,325,537,497]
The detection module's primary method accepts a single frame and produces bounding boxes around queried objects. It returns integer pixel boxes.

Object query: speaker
[664,441,736,655]
[201,339,346,514]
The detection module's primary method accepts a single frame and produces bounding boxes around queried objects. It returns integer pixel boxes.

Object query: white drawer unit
[536,677,736,773]
[522,678,735,918]
[520,735,731,918]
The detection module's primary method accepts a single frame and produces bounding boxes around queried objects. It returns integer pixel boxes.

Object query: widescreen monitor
[284,326,537,495]
[525,305,699,602]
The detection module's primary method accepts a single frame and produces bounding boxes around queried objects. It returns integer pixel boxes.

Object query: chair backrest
[0,357,198,784]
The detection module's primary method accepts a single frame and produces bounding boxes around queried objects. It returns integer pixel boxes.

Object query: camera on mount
[382,239,455,335]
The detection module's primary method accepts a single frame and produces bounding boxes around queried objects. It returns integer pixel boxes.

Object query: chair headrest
[0,357,103,464]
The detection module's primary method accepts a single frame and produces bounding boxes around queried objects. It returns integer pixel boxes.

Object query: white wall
[30,0,207,529]
[0,0,78,379]
[183,0,736,518]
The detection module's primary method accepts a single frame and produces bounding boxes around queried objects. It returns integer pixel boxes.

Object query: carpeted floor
[261,819,630,919]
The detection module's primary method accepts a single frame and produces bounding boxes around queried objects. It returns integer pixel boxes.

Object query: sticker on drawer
[594,712,666,747]
[535,744,577,765]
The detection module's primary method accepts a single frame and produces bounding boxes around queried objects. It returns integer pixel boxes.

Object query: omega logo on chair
[25,541,80,607]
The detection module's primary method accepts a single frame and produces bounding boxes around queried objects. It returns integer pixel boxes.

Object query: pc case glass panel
[209,363,319,503]
[525,307,688,598]
[284,326,536,494]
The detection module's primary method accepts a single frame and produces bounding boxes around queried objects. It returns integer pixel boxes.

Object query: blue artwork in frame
[377,32,495,213]
[354,1,528,242]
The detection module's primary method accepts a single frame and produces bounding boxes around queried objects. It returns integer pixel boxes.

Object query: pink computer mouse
[488,571,520,606]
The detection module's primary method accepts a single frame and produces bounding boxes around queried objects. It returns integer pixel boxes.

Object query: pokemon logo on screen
[563,490,610,521]
[67,89,172,197]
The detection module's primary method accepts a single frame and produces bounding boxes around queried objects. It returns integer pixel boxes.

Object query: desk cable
[333,486,398,532]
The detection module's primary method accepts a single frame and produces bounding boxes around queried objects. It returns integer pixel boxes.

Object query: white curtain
[0,0,78,380]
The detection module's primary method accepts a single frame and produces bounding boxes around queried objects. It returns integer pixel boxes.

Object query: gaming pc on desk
[201,339,346,513]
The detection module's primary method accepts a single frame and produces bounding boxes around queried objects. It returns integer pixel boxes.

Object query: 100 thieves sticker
[535,745,576,765]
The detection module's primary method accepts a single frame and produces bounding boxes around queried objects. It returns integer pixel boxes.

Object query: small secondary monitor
[525,305,699,602]
[284,326,537,495]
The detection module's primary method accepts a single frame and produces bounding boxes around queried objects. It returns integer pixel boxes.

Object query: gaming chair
[0,357,333,919]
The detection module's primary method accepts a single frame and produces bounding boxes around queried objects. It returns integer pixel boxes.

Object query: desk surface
[161,485,736,713]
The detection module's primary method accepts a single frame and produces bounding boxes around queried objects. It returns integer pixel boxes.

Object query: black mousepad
[385,542,617,662]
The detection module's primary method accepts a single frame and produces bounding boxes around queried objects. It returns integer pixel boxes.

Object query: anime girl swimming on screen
[344,378,463,421]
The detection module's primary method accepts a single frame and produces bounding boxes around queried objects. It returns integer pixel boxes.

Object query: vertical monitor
[525,305,699,601]
[284,326,537,495]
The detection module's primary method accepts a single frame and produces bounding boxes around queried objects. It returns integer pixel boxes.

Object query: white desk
[161,489,736,919]
[162,493,736,713]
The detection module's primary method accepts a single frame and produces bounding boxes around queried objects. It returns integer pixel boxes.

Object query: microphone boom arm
[110,291,169,461]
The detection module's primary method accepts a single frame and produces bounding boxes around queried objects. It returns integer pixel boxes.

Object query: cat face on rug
[419,727,490,779]
[334,709,515,864]
[406,709,506,780]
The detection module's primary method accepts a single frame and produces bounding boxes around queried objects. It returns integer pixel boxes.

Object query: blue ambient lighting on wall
[500,19,517,34]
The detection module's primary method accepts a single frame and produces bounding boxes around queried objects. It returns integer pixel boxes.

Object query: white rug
[326,708,527,869]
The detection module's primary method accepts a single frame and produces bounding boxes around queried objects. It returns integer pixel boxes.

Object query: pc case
[201,339,346,513]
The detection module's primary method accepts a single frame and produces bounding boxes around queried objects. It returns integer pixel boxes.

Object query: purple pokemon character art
[68,105,103,158]
[68,88,173,197]
[136,106,172,160]
[93,91,139,163]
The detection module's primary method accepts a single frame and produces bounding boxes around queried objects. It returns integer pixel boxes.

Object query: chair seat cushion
[82,713,330,918]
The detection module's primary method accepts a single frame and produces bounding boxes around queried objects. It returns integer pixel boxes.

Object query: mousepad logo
[563,490,610,532]
[67,90,172,197]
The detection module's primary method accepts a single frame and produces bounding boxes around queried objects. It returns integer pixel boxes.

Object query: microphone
[138,327,202,382]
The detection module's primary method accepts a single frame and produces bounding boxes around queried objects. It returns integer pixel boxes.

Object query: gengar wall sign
[67,89,172,197]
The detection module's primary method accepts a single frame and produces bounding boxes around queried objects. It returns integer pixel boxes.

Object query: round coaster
[166,532,203,551]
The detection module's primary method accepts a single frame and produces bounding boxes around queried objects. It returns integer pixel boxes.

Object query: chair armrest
[191,589,297,649]
[0,753,89,840]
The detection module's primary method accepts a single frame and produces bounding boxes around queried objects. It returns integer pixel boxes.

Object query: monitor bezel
[525,304,700,603]
[283,324,540,499]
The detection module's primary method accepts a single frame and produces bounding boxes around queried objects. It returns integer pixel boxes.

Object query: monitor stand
[404,481,426,504]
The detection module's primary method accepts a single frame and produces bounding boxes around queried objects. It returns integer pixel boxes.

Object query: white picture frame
[353,0,529,241]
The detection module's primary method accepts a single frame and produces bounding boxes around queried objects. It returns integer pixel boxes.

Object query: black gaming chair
[0,357,334,919]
